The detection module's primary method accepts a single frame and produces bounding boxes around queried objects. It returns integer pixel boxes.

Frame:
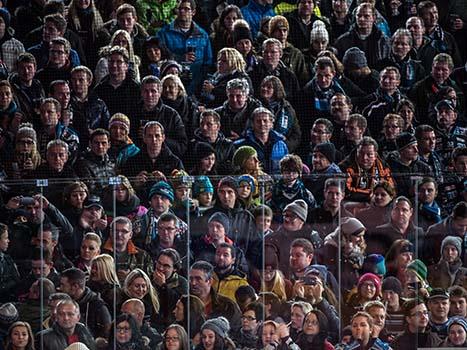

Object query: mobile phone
[187,46,195,53]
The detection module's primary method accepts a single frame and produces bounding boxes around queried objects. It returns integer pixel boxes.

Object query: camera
[303,276,319,286]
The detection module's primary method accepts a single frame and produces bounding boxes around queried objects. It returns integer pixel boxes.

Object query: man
[382,277,405,335]
[369,196,424,255]
[268,16,309,86]
[101,216,153,282]
[405,16,439,72]
[59,268,111,338]
[339,136,394,202]
[329,0,352,43]
[214,78,261,140]
[157,0,212,93]
[329,93,352,151]
[415,124,444,181]
[147,211,187,260]
[189,260,242,333]
[234,107,289,174]
[449,286,467,318]
[249,38,300,99]
[121,299,162,347]
[334,3,390,68]
[93,46,140,118]
[8,52,45,120]
[74,129,116,196]
[133,76,187,157]
[212,243,249,302]
[427,288,451,339]
[438,148,467,215]
[391,298,442,350]
[49,80,72,124]
[416,177,443,230]
[37,299,96,350]
[385,132,432,197]
[341,113,367,155]
[69,65,109,147]
[364,301,389,342]
[120,121,184,186]
[241,0,275,37]
[288,238,315,281]
[187,109,236,174]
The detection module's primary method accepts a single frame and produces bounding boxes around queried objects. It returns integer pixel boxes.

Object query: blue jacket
[157,21,213,93]
[241,0,275,37]
[234,129,288,174]
[27,42,80,69]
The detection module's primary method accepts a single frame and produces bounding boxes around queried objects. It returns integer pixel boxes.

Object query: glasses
[165,336,180,342]
[410,310,429,317]
[116,326,131,333]
[241,315,256,321]
[158,226,177,233]
[305,319,319,326]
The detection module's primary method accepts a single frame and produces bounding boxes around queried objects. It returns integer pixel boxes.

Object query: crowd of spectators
[0,0,466,349]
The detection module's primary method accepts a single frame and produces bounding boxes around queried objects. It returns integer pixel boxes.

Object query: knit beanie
[310,20,329,43]
[233,146,257,169]
[208,212,230,234]
[201,316,230,339]
[343,47,368,70]
[193,176,214,197]
[313,142,336,163]
[170,169,191,190]
[441,236,463,259]
[0,8,10,28]
[194,142,216,163]
[64,343,90,350]
[217,176,237,192]
[448,316,467,333]
[340,217,366,236]
[16,123,37,143]
[396,132,417,151]
[0,303,19,325]
[160,60,183,77]
[109,113,130,131]
[363,254,386,276]
[148,181,174,202]
[283,199,308,222]
[237,174,256,195]
[382,276,403,296]
[232,24,253,45]
[357,273,382,295]
[268,15,289,36]
[407,259,428,281]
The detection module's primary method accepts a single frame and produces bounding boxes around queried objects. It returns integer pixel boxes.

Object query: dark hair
[190,260,214,279]
[178,294,206,337]
[403,298,426,317]
[453,147,467,163]
[415,124,435,140]
[261,75,286,100]
[291,238,314,255]
[16,52,37,67]
[373,181,396,198]
[109,313,145,347]
[158,248,181,271]
[31,246,52,263]
[235,285,257,305]
[90,128,110,141]
[453,202,467,220]
[449,285,467,299]
[158,212,178,225]
[219,5,243,31]
[314,118,333,134]
[216,242,236,260]
[244,301,264,321]
[61,267,86,289]
[315,56,335,72]
[44,13,67,33]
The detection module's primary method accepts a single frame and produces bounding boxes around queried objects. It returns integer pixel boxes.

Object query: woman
[441,317,467,348]
[140,37,173,78]
[289,301,313,342]
[60,181,89,226]
[357,181,396,232]
[396,99,416,134]
[343,312,390,350]
[233,20,258,72]
[189,142,217,176]
[404,259,430,299]
[195,317,237,350]
[199,47,252,108]
[259,76,301,152]
[174,294,206,346]
[7,123,42,180]
[385,239,414,286]
[107,313,149,350]
[95,30,140,84]
[88,254,122,308]
[122,269,160,325]
[161,74,198,138]
[67,0,104,68]
[304,21,331,74]
[378,114,405,158]
[4,321,35,350]
[158,324,190,350]
[210,5,244,57]
[297,310,335,350]
[260,245,293,302]
[74,232,101,276]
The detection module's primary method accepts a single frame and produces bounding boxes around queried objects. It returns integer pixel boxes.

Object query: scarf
[420,202,442,224]
[311,78,344,112]
[429,25,448,52]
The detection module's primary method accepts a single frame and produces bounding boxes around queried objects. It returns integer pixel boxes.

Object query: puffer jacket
[213,267,249,301]
[37,322,96,350]
[76,287,112,338]
[74,151,116,196]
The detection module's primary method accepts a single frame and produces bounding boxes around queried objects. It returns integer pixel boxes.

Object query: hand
[151,171,166,182]
[6,196,21,210]
[93,218,108,231]
[229,130,240,140]
[277,323,290,339]
[135,171,149,187]
[153,269,166,286]
[293,280,305,298]
[33,194,49,210]
[23,158,34,170]
[202,80,214,93]
[185,52,196,63]
[117,269,130,281]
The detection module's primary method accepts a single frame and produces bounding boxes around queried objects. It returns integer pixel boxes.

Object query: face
[43,22,61,42]
[392,35,411,59]
[18,62,36,83]
[144,124,165,155]
[399,143,419,162]
[261,81,275,101]
[360,280,377,300]
[189,268,211,299]
[208,221,226,243]
[71,71,91,97]
[242,310,258,331]
[272,27,288,44]
[420,6,438,29]
[110,124,128,143]
[316,66,335,89]
[312,151,331,171]
[47,145,68,172]
[176,1,194,23]
[262,324,277,345]
[198,192,213,207]
[454,156,467,177]
[215,246,235,270]
[256,215,272,233]
[200,115,220,141]
[90,134,110,157]
[244,155,259,171]
[52,83,71,109]
[383,290,399,308]
[80,239,100,261]
[163,80,180,100]
[165,328,181,350]
[406,18,424,39]
[33,230,56,251]
[114,185,128,202]
[31,258,52,278]
[452,217,467,236]
[238,182,251,199]
[113,222,132,250]
[118,12,136,32]
[391,200,413,227]
[261,265,276,282]
[380,70,400,92]
[283,210,304,232]
[356,7,375,31]
[77,0,90,9]
[0,85,12,109]
[331,95,351,122]
[235,39,252,56]
[112,34,129,49]
[428,298,450,320]
[173,300,184,321]
[263,43,281,68]
[449,324,467,346]
[108,53,129,79]
[373,187,392,207]
[116,320,132,344]
[128,277,148,299]
[450,296,467,317]
[227,88,248,110]
[345,121,364,142]
[253,113,273,135]
[418,181,437,204]
[0,230,8,252]
[10,326,29,348]
[150,194,171,215]
[158,220,177,248]
[407,303,429,330]
[298,0,314,17]
[201,329,216,350]
[368,307,386,329]
[437,107,457,129]
[431,62,451,84]
[200,154,216,172]
[332,0,348,13]
[146,46,161,63]
[324,185,344,209]
[304,313,320,335]
[357,145,377,170]
[56,304,80,331]
[49,43,67,67]
[351,316,372,343]
[40,102,59,127]
[399,105,414,127]
[418,131,436,154]
[289,246,312,272]
[290,307,305,330]
[142,83,161,109]
[218,186,236,208]
[443,244,459,263]
[310,123,331,144]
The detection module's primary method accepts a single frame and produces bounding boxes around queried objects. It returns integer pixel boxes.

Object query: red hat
[357,273,381,296]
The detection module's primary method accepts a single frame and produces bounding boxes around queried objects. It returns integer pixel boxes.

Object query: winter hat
[396,132,417,151]
[429,288,449,300]
[382,276,403,296]
[170,169,191,189]
[193,176,214,197]
[283,199,308,222]
[160,60,183,77]
[194,142,216,163]
[201,316,230,339]
[237,174,256,196]
[407,259,428,281]
[264,244,279,269]
[363,254,386,276]
[313,142,336,163]
[232,24,253,45]
[64,343,90,350]
[357,273,382,295]
[435,99,456,112]
[268,15,289,36]
[0,303,19,325]
[441,236,462,259]
[448,316,467,333]
[0,8,10,28]
[233,146,257,168]
[305,264,328,283]
[149,181,174,202]
[16,123,37,143]
[340,217,366,236]
[343,47,368,70]
[208,212,230,234]
[217,176,237,192]
[109,113,130,131]
[310,20,329,43]
[253,204,273,218]
[83,195,103,210]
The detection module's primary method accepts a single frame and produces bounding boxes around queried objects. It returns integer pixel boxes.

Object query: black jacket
[74,151,116,196]
[0,252,20,303]
[8,73,45,121]
[76,287,112,338]
[286,10,331,51]
[37,322,96,350]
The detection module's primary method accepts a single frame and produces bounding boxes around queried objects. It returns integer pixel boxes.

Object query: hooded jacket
[76,286,111,338]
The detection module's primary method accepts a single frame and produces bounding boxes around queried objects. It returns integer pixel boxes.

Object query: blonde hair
[218,48,246,73]
[90,254,120,287]
[108,30,140,81]
[260,269,288,302]
[124,269,160,314]
[83,232,102,247]
[161,74,186,97]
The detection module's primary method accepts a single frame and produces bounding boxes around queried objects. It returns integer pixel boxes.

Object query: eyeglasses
[116,326,131,333]
[410,310,429,317]
[304,319,319,326]
[241,315,256,321]
[158,226,177,233]
[165,336,180,342]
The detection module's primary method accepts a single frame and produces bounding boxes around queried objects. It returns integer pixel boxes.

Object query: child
[237,174,260,210]
[170,169,199,221]
[192,175,214,214]
[253,204,273,236]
